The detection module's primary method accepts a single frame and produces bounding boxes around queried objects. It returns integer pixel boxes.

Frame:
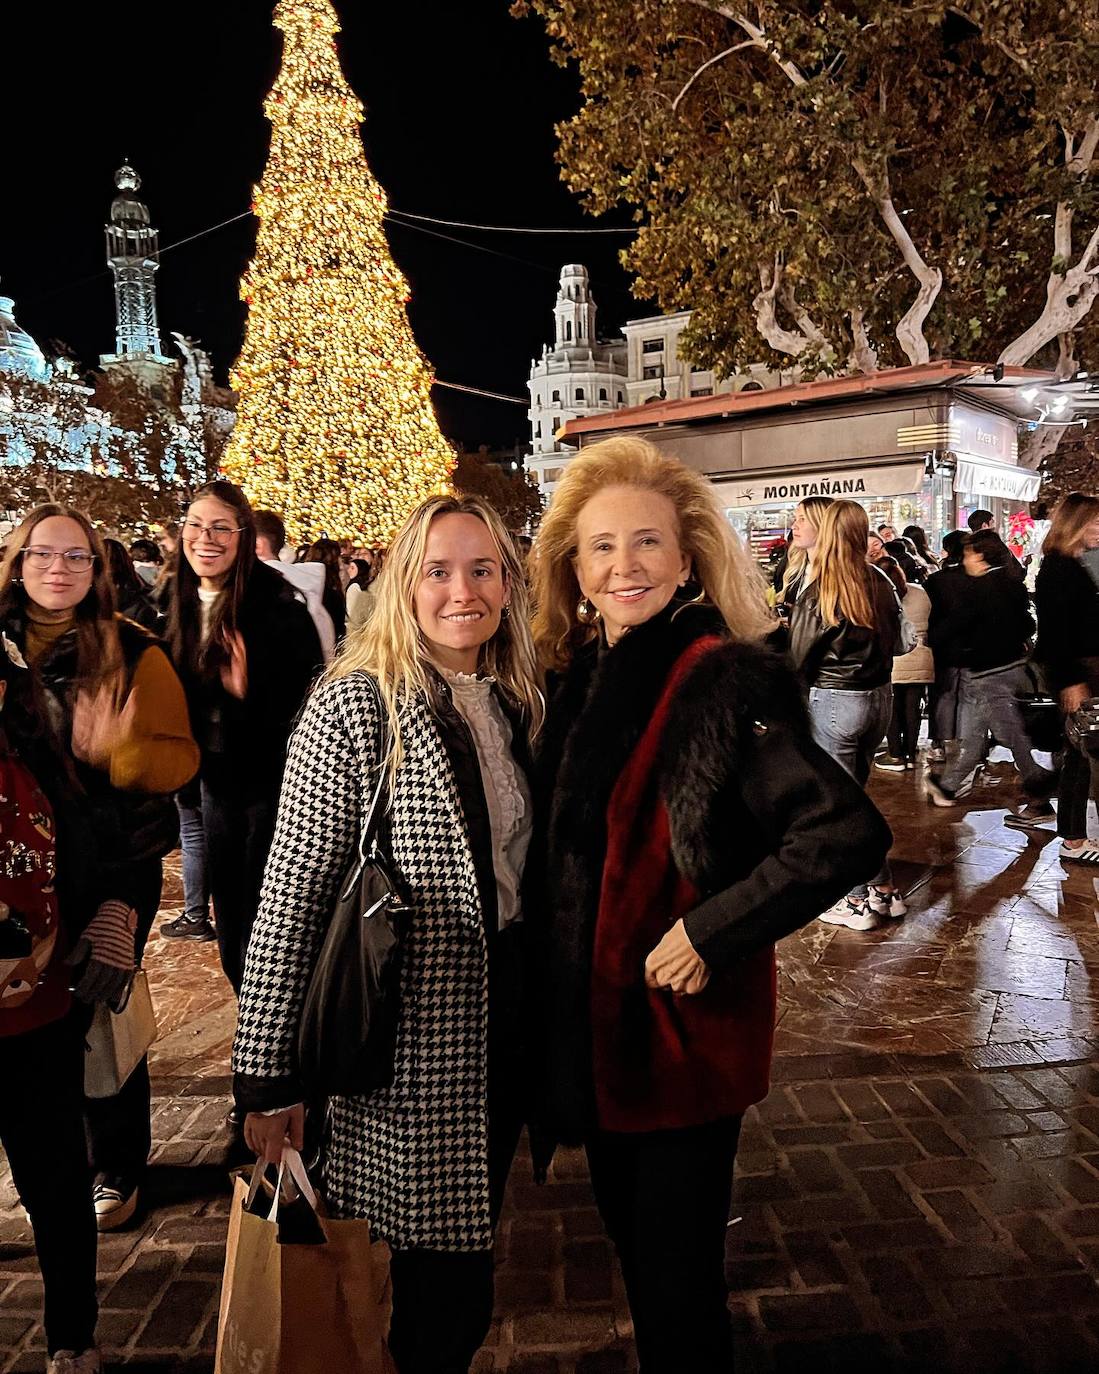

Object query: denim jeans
[930,666,962,742]
[808,684,893,895]
[940,664,1055,798]
[176,794,209,919]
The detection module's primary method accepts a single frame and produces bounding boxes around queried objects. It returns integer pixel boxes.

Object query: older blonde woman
[528,438,890,1374]
[233,495,542,1374]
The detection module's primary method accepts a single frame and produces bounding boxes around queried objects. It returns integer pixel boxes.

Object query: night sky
[0,1,643,448]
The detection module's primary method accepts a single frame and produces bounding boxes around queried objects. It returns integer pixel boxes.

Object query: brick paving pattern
[3,752,1099,1371]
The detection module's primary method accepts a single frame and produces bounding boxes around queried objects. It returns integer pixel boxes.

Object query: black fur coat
[530,602,892,1141]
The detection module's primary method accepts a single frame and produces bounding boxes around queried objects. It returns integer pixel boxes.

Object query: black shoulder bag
[297,682,412,1097]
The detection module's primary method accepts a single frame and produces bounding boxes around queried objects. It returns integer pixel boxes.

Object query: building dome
[0,290,48,381]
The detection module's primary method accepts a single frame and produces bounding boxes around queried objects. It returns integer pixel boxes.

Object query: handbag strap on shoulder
[357,677,392,862]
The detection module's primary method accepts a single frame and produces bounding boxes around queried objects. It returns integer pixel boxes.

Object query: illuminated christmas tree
[222,0,453,542]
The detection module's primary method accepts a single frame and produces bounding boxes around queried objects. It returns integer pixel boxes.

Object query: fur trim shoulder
[673,639,808,732]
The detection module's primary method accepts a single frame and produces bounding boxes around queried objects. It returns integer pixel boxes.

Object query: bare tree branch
[753,257,820,356]
[671,40,758,111]
[1000,115,1099,367]
[688,0,942,363]
[846,308,880,373]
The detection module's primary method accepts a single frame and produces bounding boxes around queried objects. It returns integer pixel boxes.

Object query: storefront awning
[712,459,927,509]
[954,457,1040,503]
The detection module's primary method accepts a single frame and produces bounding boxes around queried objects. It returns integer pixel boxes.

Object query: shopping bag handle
[244,1146,319,1223]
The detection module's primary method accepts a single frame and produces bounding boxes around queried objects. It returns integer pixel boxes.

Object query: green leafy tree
[515,0,1098,390]
[452,447,544,531]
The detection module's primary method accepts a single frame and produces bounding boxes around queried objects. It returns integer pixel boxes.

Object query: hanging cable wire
[385,208,639,235]
[432,379,529,405]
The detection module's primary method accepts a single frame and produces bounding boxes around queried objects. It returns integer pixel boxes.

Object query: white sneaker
[867,884,907,919]
[818,896,881,931]
[1062,839,1099,866]
[47,1351,102,1374]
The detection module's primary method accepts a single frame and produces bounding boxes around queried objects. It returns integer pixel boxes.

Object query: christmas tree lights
[222,0,454,543]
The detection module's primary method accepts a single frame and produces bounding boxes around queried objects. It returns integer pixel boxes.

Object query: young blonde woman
[529,438,889,1373]
[233,495,542,1374]
[787,499,904,929]
[781,494,834,609]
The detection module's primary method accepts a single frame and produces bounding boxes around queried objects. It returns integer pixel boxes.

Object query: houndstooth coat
[232,671,494,1251]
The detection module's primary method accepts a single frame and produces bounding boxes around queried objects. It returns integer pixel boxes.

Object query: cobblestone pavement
[4,753,1099,1372]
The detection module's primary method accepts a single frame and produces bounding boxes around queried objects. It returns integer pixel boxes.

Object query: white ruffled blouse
[443,671,532,930]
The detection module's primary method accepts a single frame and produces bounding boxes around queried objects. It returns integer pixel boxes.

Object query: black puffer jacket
[787,566,900,690]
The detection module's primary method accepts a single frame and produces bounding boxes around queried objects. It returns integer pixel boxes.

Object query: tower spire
[103,162,169,362]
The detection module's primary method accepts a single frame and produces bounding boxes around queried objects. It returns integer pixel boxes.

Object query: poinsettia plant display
[1007,509,1036,558]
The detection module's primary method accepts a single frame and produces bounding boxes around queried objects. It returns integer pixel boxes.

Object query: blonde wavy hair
[329,494,543,782]
[782,495,835,597]
[813,500,877,630]
[1043,492,1099,558]
[531,436,774,669]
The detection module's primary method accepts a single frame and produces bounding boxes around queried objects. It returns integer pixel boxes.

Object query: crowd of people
[0,441,1096,1374]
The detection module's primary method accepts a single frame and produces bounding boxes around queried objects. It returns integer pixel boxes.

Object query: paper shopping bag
[84,970,158,1099]
[215,1150,395,1374]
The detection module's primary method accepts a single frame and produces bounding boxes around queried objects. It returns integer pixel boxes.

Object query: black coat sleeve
[680,707,892,972]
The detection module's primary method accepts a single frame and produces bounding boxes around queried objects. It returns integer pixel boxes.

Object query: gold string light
[221,0,454,543]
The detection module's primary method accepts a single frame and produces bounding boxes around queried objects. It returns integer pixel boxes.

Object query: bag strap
[244,1146,320,1223]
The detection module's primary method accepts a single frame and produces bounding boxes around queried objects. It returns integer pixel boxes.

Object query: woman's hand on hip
[644,919,710,996]
[244,1105,305,1165]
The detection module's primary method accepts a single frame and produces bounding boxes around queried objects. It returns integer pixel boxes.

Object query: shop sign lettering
[761,477,867,500]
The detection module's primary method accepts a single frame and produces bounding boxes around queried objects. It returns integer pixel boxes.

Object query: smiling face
[181,496,242,589]
[573,485,691,645]
[413,513,509,674]
[20,515,95,616]
[867,535,885,562]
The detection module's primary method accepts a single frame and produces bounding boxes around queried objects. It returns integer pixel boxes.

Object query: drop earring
[576,596,600,624]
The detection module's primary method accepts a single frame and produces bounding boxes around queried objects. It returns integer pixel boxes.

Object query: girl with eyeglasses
[0,503,199,1243]
[165,482,323,1000]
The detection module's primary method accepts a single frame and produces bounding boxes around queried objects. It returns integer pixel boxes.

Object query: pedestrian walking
[528,438,890,1374]
[925,530,1055,810]
[254,509,336,663]
[779,494,833,610]
[903,524,940,571]
[103,539,161,633]
[234,494,542,1374]
[165,481,323,998]
[303,537,347,641]
[1034,493,1099,860]
[877,578,934,771]
[787,499,906,929]
[0,630,138,1374]
[0,504,199,1233]
[925,529,968,760]
[345,553,380,632]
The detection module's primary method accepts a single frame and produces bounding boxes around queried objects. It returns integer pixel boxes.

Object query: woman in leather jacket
[787,499,902,930]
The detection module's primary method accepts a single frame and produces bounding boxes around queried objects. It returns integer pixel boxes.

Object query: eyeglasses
[182,519,244,546]
[22,547,96,572]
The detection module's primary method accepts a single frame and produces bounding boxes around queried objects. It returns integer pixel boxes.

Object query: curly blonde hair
[531,436,774,669]
[329,494,543,782]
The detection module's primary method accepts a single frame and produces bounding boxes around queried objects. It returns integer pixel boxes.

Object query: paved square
[4,756,1099,1371]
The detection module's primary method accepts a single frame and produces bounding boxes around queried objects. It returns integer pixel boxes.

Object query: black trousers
[200,778,279,995]
[1058,741,1097,841]
[386,1073,524,1374]
[886,683,926,760]
[586,1115,743,1374]
[0,1011,98,1356]
[84,858,164,1179]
